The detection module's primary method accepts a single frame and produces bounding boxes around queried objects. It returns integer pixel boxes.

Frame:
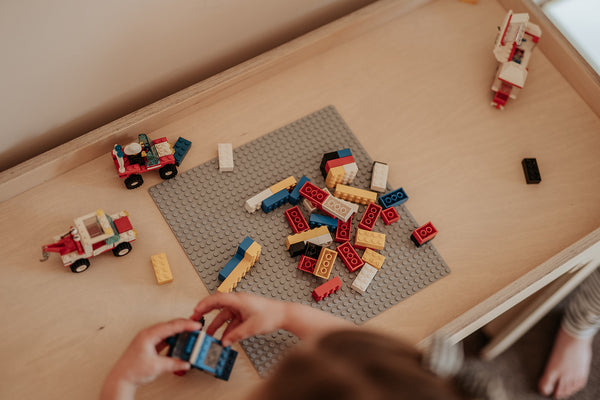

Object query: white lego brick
[245,188,272,213]
[351,263,378,295]
[218,143,234,172]
[302,198,318,214]
[155,141,172,157]
[190,331,207,364]
[342,162,358,185]
[370,162,388,192]
[307,232,332,247]
[322,195,354,222]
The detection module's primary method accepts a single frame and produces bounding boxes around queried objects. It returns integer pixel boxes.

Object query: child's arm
[100,318,202,400]
[191,292,353,347]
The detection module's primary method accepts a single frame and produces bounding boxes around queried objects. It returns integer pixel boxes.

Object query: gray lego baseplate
[149,105,450,376]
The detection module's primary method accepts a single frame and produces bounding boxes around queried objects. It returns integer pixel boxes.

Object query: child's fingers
[221,318,242,341]
[160,357,192,373]
[144,319,202,344]
[206,309,235,336]
[192,293,244,320]
[222,318,263,346]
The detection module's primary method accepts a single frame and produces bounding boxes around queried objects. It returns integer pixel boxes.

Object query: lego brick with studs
[149,105,450,375]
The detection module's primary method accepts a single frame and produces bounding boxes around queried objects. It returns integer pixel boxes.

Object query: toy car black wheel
[159,164,178,180]
[112,242,132,257]
[70,258,90,273]
[124,174,144,189]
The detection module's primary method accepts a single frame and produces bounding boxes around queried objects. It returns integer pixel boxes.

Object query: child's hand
[100,318,202,399]
[191,292,287,347]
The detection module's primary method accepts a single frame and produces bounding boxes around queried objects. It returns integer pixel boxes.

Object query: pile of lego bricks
[149,105,450,375]
[238,147,438,303]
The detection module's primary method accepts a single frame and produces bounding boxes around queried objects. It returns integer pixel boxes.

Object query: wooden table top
[1,0,599,399]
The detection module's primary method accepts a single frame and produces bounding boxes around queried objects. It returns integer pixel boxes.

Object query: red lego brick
[312,276,342,302]
[411,221,438,246]
[113,216,133,233]
[335,215,353,243]
[324,155,355,174]
[298,255,317,274]
[299,181,329,205]
[336,241,364,273]
[284,206,309,233]
[381,207,400,225]
[358,203,382,231]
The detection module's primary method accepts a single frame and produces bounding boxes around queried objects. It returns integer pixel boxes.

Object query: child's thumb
[162,357,192,373]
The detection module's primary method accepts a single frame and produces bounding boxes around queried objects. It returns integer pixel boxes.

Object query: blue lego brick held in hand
[289,176,310,205]
[173,137,192,166]
[378,188,408,208]
[167,330,238,381]
[309,213,338,232]
[261,189,290,213]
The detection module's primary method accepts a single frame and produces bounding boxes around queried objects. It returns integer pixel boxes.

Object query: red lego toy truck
[40,209,136,273]
[112,133,178,189]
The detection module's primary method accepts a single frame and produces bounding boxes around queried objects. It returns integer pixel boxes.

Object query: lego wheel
[124,174,144,189]
[159,164,178,180]
[70,258,90,273]
[112,242,132,257]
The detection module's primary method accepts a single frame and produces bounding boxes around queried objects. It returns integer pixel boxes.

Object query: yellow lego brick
[285,226,330,249]
[269,176,297,194]
[244,241,262,265]
[334,184,377,205]
[355,228,386,250]
[325,166,345,189]
[313,248,337,280]
[217,258,253,293]
[150,253,174,285]
[361,248,385,270]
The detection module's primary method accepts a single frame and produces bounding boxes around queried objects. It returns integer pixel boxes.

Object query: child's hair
[254,329,470,400]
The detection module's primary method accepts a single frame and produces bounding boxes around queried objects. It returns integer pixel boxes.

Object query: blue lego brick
[337,148,352,158]
[378,187,408,209]
[214,344,238,381]
[167,330,238,381]
[236,236,255,256]
[309,213,338,232]
[261,189,290,213]
[173,137,192,166]
[218,254,243,282]
[289,176,310,205]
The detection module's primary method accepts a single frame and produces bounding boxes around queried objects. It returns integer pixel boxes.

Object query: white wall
[0,0,374,171]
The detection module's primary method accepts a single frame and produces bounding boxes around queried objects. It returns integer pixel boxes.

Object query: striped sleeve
[562,268,600,338]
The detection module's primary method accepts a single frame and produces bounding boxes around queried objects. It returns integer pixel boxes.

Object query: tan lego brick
[325,166,345,189]
[361,248,385,270]
[355,228,386,250]
[150,253,173,285]
[285,226,330,249]
[334,184,377,205]
[269,176,297,194]
[313,248,337,280]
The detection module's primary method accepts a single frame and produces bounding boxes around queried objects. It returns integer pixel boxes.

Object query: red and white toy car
[112,133,178,189]
[40,209,136,273]
[491,10,542,109]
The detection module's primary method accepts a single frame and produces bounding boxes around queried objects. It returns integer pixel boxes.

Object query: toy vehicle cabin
[167,330,238,381]
[112,134,178,189]
[491,10,542,109]
[40,209,136,273]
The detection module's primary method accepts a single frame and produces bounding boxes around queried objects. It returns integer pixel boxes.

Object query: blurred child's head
[250,329,470,400]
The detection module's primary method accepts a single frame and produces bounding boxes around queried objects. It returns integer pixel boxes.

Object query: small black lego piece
[522,158,541,184]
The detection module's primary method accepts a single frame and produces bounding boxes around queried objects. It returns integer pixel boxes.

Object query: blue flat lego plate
[149,105,450,376]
